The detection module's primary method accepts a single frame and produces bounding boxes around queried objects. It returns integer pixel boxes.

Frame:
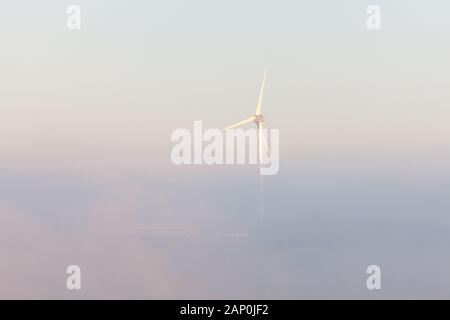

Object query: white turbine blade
[260,123,270,156]
[255,69,267,116]
[225,116,255,130]
[258,122,270,163]
[258,122,263,163]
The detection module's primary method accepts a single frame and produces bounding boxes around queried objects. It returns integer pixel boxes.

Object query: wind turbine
[225,69,270,163]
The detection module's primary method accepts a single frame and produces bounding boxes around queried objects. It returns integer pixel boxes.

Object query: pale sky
[1,0,450,299]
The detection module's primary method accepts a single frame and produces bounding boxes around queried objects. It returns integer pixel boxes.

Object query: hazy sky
[1,0,450,299]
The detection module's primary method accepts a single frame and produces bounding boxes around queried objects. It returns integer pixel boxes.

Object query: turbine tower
[225,69,270,163]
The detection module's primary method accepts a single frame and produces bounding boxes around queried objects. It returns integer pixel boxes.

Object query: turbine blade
[261,126,270,156]
[258,122,270,162]
[255,69,267,116]
[225,116,256,130]
[258,122,263,163]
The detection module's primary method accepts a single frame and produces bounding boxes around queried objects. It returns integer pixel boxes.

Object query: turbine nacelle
[254,115,264,123]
